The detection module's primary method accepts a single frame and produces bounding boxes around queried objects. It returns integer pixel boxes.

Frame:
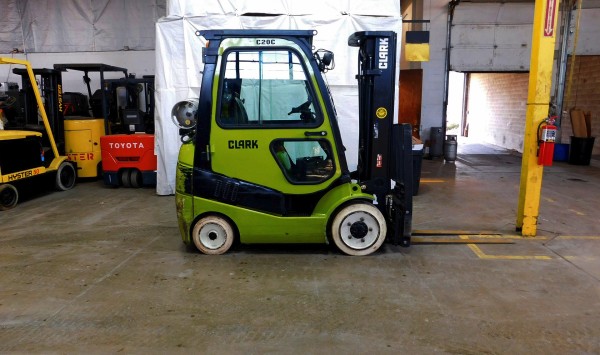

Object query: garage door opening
[448,71,530,155]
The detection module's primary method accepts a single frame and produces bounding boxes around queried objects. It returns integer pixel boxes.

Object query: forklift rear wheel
[191,215,235,255]
[0,184,19,211]
[130,169,142,188]
[331,202,387,256]
[120,169,132,188]
[55,162,76,191]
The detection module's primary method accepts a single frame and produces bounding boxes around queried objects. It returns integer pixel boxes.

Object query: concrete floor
[1,145,600,353]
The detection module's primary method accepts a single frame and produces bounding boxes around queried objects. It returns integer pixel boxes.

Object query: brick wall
[466,73,529,152]
[561,55,600,155]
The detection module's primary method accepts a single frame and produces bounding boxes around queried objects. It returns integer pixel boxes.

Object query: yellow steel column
[516,0,561,236]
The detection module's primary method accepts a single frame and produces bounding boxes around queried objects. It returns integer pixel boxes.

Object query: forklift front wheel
[55,162,76,191]
[191,215,235,255]
[331,202,387,256]
[0,184,19,211]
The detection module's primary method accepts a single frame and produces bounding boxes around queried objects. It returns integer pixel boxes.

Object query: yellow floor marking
[412,237,513,244]
[460,235,552,260]
[557,236,600,240]
[567,209,586,216]
[420,178,445,183]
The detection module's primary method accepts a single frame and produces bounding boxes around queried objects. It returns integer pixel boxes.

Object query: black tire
[55,162,76,191]
[191,215,235,255]
[120,169,132,188]
[330,202,387,256]
[130,169,142,188]
[97,162,103,180]
[0,184,19,211]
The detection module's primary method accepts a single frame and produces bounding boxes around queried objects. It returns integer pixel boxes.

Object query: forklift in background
[53,63,128,178]
[171,30,412,256]
[0,57,76,210]
[53,64,157,187]
[99,75,157,188]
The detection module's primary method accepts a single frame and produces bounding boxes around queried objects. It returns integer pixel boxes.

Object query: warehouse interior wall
[418,0,448,144]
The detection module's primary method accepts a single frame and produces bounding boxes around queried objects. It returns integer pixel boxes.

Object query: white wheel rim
[338,211,380,250]
[199,222,228,250]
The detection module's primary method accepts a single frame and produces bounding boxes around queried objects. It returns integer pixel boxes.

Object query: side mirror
[314,49,335,73]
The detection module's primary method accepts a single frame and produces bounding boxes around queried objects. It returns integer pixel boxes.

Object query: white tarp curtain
[155,2,401,195]
[166,0,401,18]
[0,0,165,53]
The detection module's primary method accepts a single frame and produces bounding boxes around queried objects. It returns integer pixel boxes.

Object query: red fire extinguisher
[538,116,558,166]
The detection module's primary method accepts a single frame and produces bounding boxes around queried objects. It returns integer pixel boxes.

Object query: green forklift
[171,30,413,255]
[0,58,76,210]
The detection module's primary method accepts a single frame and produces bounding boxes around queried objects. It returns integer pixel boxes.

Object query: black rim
[0,187,17,208]
[60,165,75,188]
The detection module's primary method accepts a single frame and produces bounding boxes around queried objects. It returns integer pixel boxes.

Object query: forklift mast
[102,75,156,134]
[349,31,413,246]
[349,31,397,194]
[11,68,65,155]
[53,63,128,134]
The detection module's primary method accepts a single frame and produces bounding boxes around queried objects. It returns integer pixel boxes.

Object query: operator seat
[232,94,248,124]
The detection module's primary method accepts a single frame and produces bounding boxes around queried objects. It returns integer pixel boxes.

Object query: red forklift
[98,75,157,188]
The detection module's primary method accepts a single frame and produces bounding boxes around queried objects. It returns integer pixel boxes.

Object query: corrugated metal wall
[450,3,534,72]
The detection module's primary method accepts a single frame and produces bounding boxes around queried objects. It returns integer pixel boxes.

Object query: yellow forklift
[0,57,76,210]
[53,63,128,178]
